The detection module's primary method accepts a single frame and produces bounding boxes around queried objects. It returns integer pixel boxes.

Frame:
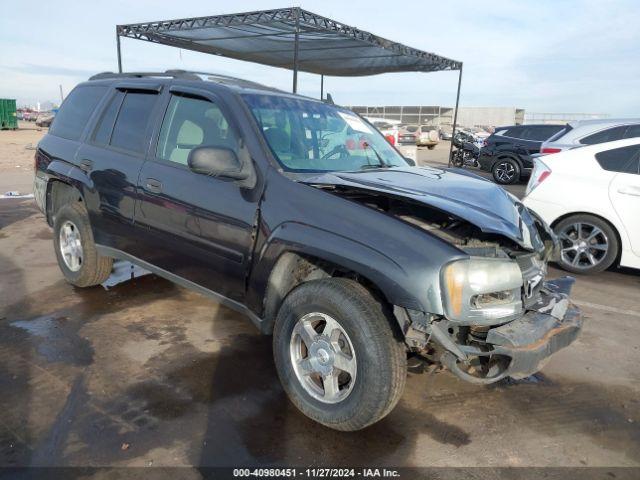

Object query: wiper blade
[362,141,389,168]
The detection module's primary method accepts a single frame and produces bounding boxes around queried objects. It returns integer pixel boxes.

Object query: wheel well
[261,252,390,334]
[47,180,83,226]
[493,155,522,170]
[551,211,623,264]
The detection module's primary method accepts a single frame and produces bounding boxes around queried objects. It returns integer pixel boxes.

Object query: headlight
[441,257,523,324]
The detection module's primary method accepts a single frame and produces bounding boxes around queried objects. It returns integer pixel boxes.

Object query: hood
[303,166,544,251]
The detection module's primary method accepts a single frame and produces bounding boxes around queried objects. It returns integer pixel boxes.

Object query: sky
[1,0,639,115]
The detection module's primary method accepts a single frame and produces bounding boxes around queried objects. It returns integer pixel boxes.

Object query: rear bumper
[441,277,582,383]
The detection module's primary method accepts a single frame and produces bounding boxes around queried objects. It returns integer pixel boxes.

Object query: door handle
[79,159,93,172]
[618,186,640,197]
[145,178,163,193]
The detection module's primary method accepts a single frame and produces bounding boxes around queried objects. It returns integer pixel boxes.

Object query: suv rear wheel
[53,202,113,287]
[492,158,520,184]
[273,278,406,431]
[554,214,619,274]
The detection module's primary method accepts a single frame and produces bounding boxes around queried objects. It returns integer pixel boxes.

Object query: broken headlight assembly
[441,257,524,324]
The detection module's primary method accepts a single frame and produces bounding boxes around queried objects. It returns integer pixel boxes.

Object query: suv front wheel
[53,202,113,287]
[273,278,407,431]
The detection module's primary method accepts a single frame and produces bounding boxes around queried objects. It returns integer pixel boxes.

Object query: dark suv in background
[478,124,566,184]
[33,71,582,431]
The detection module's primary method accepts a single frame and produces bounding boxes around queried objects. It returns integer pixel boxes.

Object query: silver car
[540,118,640,154]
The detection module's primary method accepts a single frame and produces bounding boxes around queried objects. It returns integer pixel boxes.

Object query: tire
[492,158,520,184]
[53,202,113,287]
[427,145,436,150]
[450,150,463,167]
[553,214,619,274]
[273,278,406,431]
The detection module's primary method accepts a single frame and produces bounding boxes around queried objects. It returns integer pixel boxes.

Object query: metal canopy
[115,7,463,163]
[117,7,462,78]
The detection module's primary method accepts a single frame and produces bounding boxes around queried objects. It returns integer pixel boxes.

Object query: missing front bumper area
[402,277,583,384]
[441,303,582,383]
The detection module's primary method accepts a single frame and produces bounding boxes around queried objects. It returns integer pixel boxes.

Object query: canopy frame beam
[114,7,463,151]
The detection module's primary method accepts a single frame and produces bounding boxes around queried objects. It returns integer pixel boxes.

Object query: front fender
[246,221,446,318]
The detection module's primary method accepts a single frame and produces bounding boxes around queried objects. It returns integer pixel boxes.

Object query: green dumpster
[0,99,18,130]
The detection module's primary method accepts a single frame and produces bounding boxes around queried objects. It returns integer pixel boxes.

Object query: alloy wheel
[495,162,516,183]
[59,220,83,272]
[290,312,357,404]
[558,222,608,270]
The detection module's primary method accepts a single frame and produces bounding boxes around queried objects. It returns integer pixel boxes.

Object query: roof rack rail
[89,69,202,81]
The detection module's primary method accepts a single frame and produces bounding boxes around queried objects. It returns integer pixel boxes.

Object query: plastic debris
[1,191,34,199]
[102,260,151,289]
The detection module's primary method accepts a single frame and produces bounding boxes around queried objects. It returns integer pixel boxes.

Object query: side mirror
[404,157,416,166]
[187,146,248,180]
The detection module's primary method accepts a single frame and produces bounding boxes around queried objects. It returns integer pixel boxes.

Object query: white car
[363,116,400,144]
[523,138,640,274]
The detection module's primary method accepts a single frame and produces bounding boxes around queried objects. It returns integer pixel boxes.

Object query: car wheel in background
[492,158,520,184]
[53,202,113,287]
[553,214,619,274]
[273,278,406,431]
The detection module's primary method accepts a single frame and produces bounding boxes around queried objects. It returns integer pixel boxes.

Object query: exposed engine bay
[319,184,580,384]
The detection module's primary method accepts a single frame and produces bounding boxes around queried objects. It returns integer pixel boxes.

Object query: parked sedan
[36,113,55,128]
[523,138,640,274]
[479,124,566,185]
[440,126,453,140]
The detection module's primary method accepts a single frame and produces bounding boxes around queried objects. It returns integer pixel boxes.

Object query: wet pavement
[1,196,640,473]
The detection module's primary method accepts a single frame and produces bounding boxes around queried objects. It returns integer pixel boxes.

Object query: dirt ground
[0,122,44,196]
[0,126,639,476]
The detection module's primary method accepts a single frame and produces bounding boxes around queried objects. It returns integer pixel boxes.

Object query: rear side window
[49,85,107,141]
[580,126,627,145]
[595,145,640,174]
[623,124,640,139]
[503,126,524,138]
[110,92,159,154]
[92,92,124,145]
[522,125,565,142]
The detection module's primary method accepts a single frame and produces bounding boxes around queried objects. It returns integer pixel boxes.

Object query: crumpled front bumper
[442,277,583,383]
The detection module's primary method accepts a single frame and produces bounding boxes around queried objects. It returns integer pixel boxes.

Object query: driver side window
[157,94,238,165]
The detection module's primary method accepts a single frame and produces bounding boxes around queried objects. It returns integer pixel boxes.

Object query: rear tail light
[540,147,562,155]
[526,158,552,196]
[385,134,395,145]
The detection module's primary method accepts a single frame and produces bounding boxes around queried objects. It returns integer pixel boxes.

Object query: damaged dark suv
[34,71,583,431]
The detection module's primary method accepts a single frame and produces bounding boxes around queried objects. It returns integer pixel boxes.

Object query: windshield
[243,94,409,172]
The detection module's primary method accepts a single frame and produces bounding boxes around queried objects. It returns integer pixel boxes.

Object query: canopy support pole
[320,74,324,100]
[448,65,463,167]
[116,29,123,73]
[292,8,300,93]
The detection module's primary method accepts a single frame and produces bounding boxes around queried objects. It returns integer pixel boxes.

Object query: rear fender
[44,159,98,223]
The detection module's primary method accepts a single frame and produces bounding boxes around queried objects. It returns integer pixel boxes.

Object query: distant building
[348,105,525,128]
